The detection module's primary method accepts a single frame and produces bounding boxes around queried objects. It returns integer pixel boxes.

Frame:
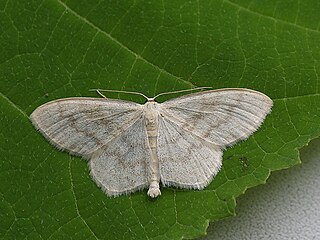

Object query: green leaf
[1,0,319,239]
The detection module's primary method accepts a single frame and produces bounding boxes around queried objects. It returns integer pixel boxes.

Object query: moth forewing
[30,88,273,197]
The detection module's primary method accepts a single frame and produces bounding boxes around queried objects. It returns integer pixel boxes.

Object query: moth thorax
[144,102,159,128]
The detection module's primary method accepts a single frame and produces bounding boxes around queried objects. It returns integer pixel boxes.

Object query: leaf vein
[68,157,99,239]
[224,0,320,33]
[56,0,195,88]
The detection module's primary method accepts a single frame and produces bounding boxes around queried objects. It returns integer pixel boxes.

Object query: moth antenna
[95,89,108,99]
[89,89,150,101]
[153,87,212,99]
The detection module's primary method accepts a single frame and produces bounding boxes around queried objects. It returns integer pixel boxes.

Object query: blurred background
[201,138,320,240]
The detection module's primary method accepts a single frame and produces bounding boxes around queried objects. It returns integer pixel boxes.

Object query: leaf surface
[0,0,320,239]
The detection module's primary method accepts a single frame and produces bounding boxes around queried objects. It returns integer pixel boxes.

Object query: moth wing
[157,115,222,189]
[30,97,143,157]
[89,116,150,196]
[160,89,273,148]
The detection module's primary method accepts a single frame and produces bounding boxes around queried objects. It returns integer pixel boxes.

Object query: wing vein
[88,113,143,156]
[159,112,218,146]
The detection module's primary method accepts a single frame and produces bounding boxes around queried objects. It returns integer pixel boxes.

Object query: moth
[30,88,273,198]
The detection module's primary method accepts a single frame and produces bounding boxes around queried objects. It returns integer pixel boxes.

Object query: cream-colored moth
[30,88,272,198]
